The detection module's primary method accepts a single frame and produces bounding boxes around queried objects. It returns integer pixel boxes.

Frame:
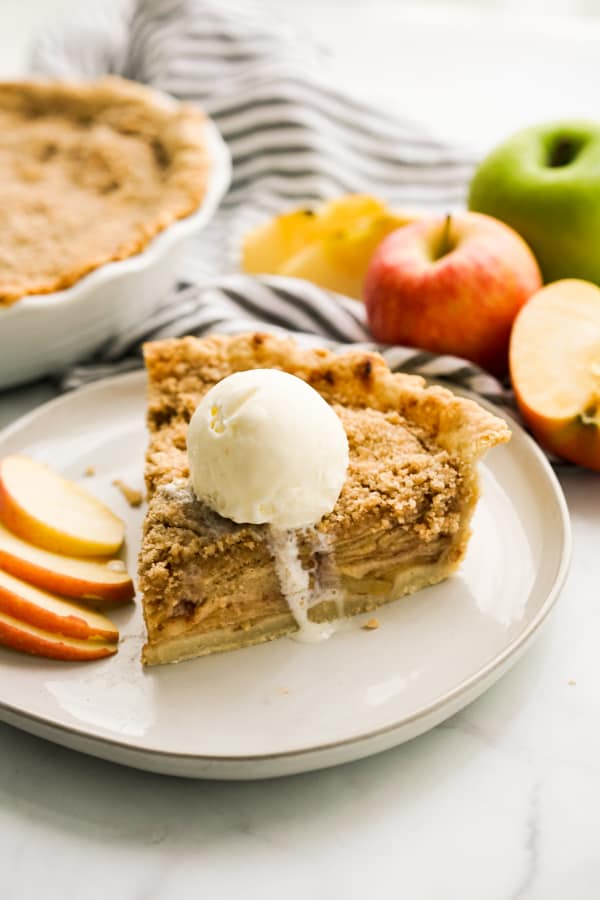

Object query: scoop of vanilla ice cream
[186,368,349,529]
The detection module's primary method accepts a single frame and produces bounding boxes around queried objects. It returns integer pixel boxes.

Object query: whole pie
[138,332,510,666]
[0,76,209,307]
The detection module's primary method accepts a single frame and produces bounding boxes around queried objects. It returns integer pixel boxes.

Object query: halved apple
[0,609,117,661]
[0,569,119,641]
[510,279,600,470]
[0,455,125,556]
[0,522,134,606]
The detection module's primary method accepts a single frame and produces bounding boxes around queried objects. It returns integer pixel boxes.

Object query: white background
[3,0,600,152]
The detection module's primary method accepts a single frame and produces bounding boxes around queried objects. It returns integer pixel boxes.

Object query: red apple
[363,212,542,376]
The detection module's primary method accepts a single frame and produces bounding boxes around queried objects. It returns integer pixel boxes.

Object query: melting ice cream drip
[269,527,345,643]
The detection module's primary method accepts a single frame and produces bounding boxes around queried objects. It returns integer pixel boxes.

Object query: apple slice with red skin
[0,455,125,557]
[510,279,600,471]
[0,569,119,642]
[0,609,117,661]
[0,522,134,606]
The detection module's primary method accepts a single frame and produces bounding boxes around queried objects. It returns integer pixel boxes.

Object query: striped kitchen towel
[32,0,509,409]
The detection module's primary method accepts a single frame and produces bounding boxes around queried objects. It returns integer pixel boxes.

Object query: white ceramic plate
[0,372,570,779]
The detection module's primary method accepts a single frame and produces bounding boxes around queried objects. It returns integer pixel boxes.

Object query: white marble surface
[1,2,600,898]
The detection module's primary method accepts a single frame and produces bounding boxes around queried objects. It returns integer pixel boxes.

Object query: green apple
[468,121,600,284]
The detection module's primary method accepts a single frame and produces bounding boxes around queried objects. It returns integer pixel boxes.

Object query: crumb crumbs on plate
[84,465,96,477]
[362,617,379,631]
[113,478,144,507]
[280,687,290,695]
[568,679,576,686]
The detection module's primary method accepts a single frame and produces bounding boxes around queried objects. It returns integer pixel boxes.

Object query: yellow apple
[316,194,391,231]
[279,213,412,300]
[242,209,319,274]
[0,455,125,556]
[510,279,600,471]
[241,193,418,298]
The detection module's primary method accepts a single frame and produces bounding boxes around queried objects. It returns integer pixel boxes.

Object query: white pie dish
[0,113,230,391]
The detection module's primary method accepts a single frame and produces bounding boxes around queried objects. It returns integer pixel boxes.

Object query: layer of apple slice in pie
[138,332,510,666]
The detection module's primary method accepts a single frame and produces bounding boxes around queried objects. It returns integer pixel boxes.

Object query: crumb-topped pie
[138,333,510,666]
[0,76,209,307]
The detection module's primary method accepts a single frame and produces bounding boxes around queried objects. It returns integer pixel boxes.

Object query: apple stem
[439,214,452,258]
[430,214,455,262]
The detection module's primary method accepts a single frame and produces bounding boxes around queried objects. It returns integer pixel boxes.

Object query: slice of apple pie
[138,332,510,665]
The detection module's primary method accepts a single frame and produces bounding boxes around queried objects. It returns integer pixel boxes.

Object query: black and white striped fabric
[32,0,510,410]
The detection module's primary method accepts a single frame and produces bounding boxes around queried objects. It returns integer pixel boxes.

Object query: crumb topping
[112,478,144,508]
[327,405,461,540]
[0,77,209,306]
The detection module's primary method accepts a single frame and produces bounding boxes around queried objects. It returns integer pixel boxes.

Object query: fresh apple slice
[241,197,384,275]
[0,569,119,641]
[316,194,390,232]
[0,522,134,606]
[242,208,319,274]
[510,279,600,471]
[0,455,125,556]
[0,608,117,661]
[241,194,418,283]
[280,213,413,300]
